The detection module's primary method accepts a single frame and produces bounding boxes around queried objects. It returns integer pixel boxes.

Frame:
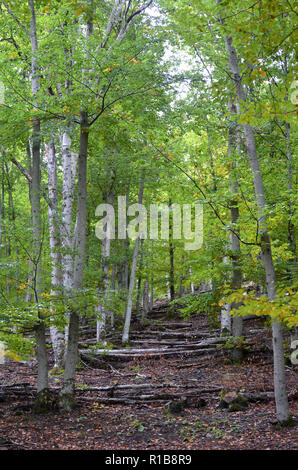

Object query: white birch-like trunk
[221,304,232,335]
[45,138,64,369]
[220,255,232,335]
[61,132,77,342]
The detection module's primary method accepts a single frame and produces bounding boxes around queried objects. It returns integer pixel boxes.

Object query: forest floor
[0,299,297,451]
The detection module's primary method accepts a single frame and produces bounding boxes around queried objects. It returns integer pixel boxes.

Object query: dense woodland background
[0,0,297,450]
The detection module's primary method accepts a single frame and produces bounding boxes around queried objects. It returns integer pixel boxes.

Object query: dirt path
[0,302,297,450]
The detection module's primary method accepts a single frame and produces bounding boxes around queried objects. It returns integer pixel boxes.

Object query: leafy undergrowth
[0,311,297,450]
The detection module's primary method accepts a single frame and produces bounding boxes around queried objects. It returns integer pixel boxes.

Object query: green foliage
[217,336,251,352]
[170,291,221,327]
[178,417,240,441]
[227,286,298,329]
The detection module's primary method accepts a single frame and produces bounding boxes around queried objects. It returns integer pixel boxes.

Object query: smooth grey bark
[110,267,116,328]
[149,240,154,310]
[122,170,145,344]
[220,255,232,336]
[45,138,64,369]
[285,122,296,263]
[96,188,114,342]
[61,132,77,299]
[135,238,144,316]
[28,0,49,395]
[142,280,149,321]
[189,268,195,294]
[178,255,185,298]
[0,153,4,262]
[227,100,243,362]
[117,185,131,293]
[118,239,130,292]
[219,5,290,422]
[149,280,154,310]
[169,199,175,301]
[122,239,140,344]
[285,122,297,343]
[60,130,78,346]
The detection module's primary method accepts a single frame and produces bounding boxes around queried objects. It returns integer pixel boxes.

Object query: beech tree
[0,0,296,426]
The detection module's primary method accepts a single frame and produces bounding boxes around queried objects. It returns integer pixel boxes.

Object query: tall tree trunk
[142,280,149,321]
[228,100,243,362]
[61,131,77,342]
[220,10,290,422]
[178,255,185,298]
[149,240,154,310]
[110,267,116,328]
[220,254,232,336]
[24,140,33,302]
[135,239,144,316]
[28,0,50,405]
[169,199,175,301]
[59,111,89,411]
[118,185,130,293]
[122,170,145,344]
[285,122,296,265]
[45,138,64,369]
[96,188,114,342]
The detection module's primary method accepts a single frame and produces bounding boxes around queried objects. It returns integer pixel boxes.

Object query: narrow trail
[74,298,279,407]
[0,297,297,450]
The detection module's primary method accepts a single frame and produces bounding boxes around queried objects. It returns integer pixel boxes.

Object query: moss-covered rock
[219,390,248,412]
[33,388,55,414]
[196,397,207,408]
[58,393,78,413]
[167,398,187,415]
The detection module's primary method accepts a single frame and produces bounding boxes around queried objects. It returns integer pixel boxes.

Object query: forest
[0,0,297,452]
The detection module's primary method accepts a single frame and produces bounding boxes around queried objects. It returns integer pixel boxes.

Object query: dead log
[241,392,275,402]
[80,347,218,362]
